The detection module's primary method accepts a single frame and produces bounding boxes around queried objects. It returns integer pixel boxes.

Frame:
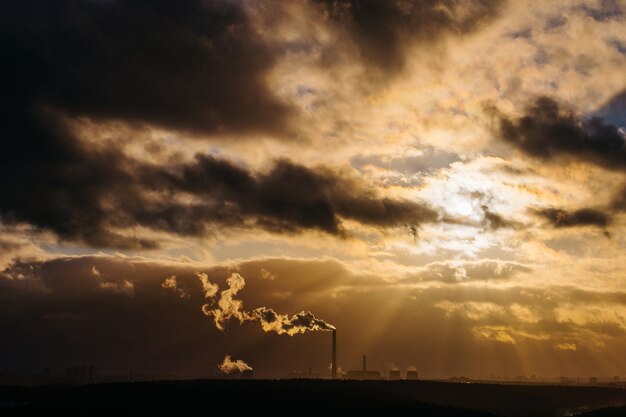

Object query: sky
[2,0,626,379]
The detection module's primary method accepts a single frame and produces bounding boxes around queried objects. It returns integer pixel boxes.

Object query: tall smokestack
[363,354,367,371]
[331,329,337,379]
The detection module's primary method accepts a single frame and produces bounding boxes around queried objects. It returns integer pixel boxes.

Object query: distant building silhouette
[449,376,472,383]
[589,377,598,385]
[287,367,320,379]
[406,370,419,380]
[64,366,96,384]
[389,370,400,380]
[344,355,381,380]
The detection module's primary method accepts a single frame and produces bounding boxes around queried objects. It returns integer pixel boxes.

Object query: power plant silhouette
[223,328,420,380]
[329,329,418,380]
[344,355,382,379]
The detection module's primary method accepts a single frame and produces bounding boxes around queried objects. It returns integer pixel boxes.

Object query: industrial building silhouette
[389,370,400,380]
[330,329,418,380]
[344,355,381,380]
[406,370,419,380]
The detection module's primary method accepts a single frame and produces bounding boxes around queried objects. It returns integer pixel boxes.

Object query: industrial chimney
[331,329,337,379]
[363,355,367,371]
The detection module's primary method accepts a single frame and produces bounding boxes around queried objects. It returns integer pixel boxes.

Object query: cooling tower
[406,370,419,380]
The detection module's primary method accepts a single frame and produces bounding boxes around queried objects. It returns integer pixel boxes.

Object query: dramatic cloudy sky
[2,0,626,379]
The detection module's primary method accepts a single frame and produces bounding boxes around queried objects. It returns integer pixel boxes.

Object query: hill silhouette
[2,379,626,417]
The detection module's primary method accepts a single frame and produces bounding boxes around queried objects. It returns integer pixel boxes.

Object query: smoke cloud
[199,273,334,335]
[253,307,335,335]
[201,273,251,331]
[218,355,252,374]
[161,275,189,299]
[197,272,219,299]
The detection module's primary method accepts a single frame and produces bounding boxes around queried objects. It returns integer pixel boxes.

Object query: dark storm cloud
[495,95,626,226]
[533,207,611,228]
[0,141,438,247]
[1,0,292,136]
[0,106,158,249]
[0,0,440,248]
[150,156,439,236]
[0,0,296,248]
[497,96,626,169]
[316,0,502,76]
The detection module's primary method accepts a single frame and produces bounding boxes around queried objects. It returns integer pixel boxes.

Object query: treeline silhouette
[1,379,626,417]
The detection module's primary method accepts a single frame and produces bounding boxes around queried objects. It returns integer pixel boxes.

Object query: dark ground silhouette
[579,407,626,416]
[1,379,626,417]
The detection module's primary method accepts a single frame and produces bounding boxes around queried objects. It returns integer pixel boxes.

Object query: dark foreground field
[1,379,626,417]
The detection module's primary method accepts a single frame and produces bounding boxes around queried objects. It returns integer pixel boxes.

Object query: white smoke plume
[196,272,219,299]
[253,307,335,335]
[199,273,334,335]
[218,355,252,374]
[328,363,343,375]
[161,275,189,299]
[201,273,252,330]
